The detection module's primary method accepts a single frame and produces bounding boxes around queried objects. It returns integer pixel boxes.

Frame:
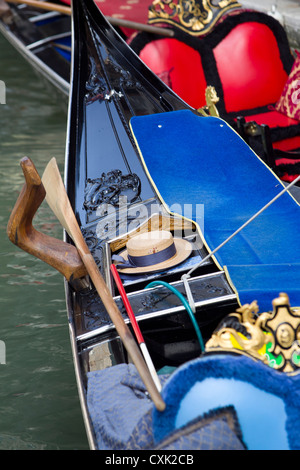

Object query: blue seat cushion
[152,354,300,450]
[130,110,300,310]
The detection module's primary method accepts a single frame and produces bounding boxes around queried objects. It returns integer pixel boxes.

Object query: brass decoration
[206,293,300,375]
[148,0,241,36]
[198,86,220,117]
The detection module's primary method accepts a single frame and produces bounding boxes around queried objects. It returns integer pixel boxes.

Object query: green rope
[145,280,205,352]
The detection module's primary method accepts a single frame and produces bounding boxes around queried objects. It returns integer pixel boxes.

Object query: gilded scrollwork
[148,0,241,36]
[206,293,300,375]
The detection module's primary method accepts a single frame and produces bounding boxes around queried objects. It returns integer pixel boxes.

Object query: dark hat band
[113,242,177,269]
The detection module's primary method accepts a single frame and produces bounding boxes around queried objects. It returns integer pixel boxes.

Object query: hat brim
[115,238,193,274]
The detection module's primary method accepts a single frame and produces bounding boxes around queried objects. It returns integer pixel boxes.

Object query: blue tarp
[152,354,300,450]
[87,357,300,450]
[87,364,245,450]
[130,110,300,311]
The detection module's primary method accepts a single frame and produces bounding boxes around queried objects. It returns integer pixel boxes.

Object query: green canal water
[0,34,89,449]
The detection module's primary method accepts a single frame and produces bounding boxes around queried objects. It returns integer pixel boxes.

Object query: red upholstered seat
[139,38,207,109]
[130,10,300,183]
[243,110,300,151]
[213,22,289,113]
[243,110,300,129]
[274,138,300,151]
[275,155,300,182]
[131,12,294,112]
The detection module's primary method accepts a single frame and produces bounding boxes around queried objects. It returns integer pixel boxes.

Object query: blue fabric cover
[87,364,153,450]
[87,363,245,450]
[153,407,245,450]
[87,357,300,450]
[130,110,300,310]
[87,364,245,450]
[152,354,300,450]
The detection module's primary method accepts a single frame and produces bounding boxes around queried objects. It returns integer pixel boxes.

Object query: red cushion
[273,137,300,152]
[139,39,207,108]
[245,110,299,128]
[275,157,300,183]
[213,22,289,113]
[279,174,300,183]
[244,110,300,152]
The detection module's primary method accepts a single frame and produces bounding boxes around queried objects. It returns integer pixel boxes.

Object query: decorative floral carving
[206,293,300,374]
[85,57,107,102]
[83,170,141,215]
[148,0,241,36]
[275,51,300,120]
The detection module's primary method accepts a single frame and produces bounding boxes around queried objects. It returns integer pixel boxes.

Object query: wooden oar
[42,157,165,411]
[7,156,87,283]
[6,0,174,37]
[110,264,162,392]
[7,0,70,14]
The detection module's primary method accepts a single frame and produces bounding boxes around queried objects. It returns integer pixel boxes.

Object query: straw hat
[114,230,192,274]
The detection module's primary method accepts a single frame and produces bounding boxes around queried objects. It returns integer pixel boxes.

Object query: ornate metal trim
[83,170,141,215]
[206,293,300,375]
[148,0,241,36]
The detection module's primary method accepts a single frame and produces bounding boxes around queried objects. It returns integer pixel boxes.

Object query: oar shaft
[105,16,174,37]
[73,228,165,406]
[111,264,143,343]
[6,0,174,37]
[8,0,70,14]
[42,158,165,411]
[110,264,162,392]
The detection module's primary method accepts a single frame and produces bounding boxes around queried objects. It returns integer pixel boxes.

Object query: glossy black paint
[66,0,193,229]
[65,0,237,344]
[63,0,239,449]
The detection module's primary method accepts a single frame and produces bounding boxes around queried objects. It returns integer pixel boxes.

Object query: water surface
[0,34,88,450]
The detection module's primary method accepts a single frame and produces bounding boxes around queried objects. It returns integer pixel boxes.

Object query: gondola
[0,0,170,96]
[7,0,300,451]
[0,0,71,95]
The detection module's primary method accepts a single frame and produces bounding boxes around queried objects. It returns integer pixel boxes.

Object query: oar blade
[41,158,75,240]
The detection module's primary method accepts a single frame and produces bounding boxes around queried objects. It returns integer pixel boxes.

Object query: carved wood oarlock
[7,157,87,287]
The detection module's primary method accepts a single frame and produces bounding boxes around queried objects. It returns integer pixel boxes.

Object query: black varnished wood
[66,0,237,348]
[66,0,192,228]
